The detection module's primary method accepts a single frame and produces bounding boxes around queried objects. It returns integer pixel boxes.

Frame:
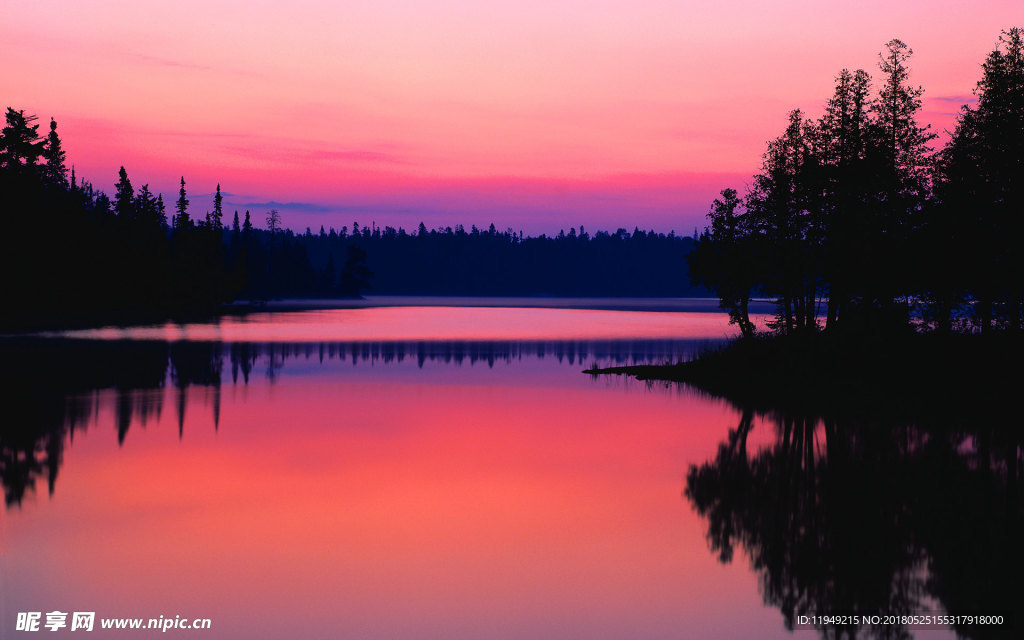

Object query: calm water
[2,303,1018,639]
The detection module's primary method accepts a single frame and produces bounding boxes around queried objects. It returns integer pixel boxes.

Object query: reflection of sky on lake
[2,305,985,640]
[2,330,794,640]
[40,302,774,344]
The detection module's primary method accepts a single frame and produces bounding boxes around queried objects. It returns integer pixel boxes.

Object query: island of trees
[591,28,1024,404]
[588,31,1024,639]
[689,30,1023,338]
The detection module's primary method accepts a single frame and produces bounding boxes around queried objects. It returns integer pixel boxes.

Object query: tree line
[291,222,700,296]
[1,109,704,330]
[689,29,1024,337]
[0,114,371,329]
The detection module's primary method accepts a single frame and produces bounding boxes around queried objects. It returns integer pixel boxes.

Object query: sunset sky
[3,1,1019,234]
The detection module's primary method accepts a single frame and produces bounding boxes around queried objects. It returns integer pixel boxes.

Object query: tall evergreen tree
[156,194,168,228]
[174,176,190,229]
[136,184,158,225]
[745,109,822,333]
[940,27,1024,332]
[266,209,281,235]
[208,183,224,229]
[42,118,68,187]
[114,166,135,219]
[816,69,873,329]
[689,188,758,337]
[866,40,935,326]
[873,40,934,205]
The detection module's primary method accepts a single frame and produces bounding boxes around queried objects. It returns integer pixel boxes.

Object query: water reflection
[0,337,713,509]
[685,401,1022,639]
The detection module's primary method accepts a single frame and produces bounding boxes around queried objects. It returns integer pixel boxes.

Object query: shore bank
[585,331,1024,420]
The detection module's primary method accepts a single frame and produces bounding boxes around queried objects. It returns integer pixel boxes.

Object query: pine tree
[156,194,167,228]
[232,211,240,233]
[816,68,873,328]
[208,183,224,229]
[242,210,253,233]
[940,28,1024,332]
[42,118,68,187]
[872,40,935,224]
[114,166,135,219]
[137,184,158,225]
[175,177,190,229]
[689,188,758,337]
[863,40,935,327]
[745,110,822,333]
[0,108,44,169]
[266,209,281,235]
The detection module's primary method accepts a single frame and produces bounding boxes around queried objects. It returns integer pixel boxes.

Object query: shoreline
[2,296,771,335]
[584,331,1024,420]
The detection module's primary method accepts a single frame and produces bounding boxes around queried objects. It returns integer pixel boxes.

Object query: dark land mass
[586,328,1024,640]
[585,331,1024,423]
[3,105,709,334]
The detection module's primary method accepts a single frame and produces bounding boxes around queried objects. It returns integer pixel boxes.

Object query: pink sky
[2,1,1019,234]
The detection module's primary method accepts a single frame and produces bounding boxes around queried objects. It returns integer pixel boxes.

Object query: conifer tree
[864,40,935,325]
[940,28,1024,332]
[816,68,873,328]
[42,118,67,187]
[137,184,158,224]
[872,40,935,227]
[208,183,224,229]
[156,194,167,228]
[0,108,44,169]
[689,188,758,337]
[266,209,281,235]
[114,166,135,219]
[175,177,190,229]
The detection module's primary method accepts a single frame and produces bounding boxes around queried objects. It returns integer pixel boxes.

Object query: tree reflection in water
[0,336,710,508]
[685,400,1022,639]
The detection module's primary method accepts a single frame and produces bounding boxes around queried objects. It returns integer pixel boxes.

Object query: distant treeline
[1,111,700,329]
[293,223,700,296]
[690,29,1024,336]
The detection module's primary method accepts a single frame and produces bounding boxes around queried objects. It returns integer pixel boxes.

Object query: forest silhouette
[587,30,1024,638]
[686,398,1022,640]
[0,111,701,331]
[689,31,1024,337]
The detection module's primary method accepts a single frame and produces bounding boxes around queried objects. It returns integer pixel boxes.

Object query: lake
[2,300,1016,639]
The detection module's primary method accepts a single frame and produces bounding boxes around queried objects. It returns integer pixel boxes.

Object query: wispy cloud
[227,200,333,213]
[931,94,978,105]
[304,149,410,165]
[218,143,411,166]
[131,53,214,72]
